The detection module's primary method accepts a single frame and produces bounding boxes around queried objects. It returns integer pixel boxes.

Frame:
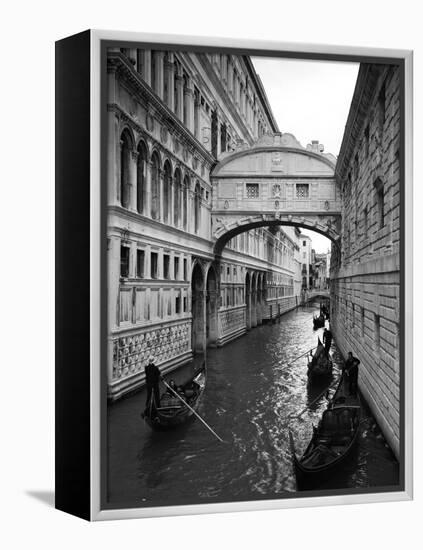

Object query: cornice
[108,52,215,167]
[196,54,261,146]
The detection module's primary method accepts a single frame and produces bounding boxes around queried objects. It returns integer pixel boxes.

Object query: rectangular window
[183,258,187,281]
[296,184,309,199]
[303,241,307,247]
[374,314,380,349]
[378,84,386,138]
[363,206,368,239]
[361,307,365,337]
[175,295,181,314]
[151,252,158,279]
[364,125,370,157]
[174,256,180,280]
[120,246,129,278]
[374,178,385,229]
[136,249,145,278]
[353,153,359,180]
[246,183,259,198]
[183,297,187,312]
[163,254,170,279]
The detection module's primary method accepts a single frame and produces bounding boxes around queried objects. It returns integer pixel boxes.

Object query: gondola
[141,363,206,430]
[307,338,333,379]
[312,312,325,329]
[289,372,361,484]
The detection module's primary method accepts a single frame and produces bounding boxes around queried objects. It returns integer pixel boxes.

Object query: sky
[251,56,359,253]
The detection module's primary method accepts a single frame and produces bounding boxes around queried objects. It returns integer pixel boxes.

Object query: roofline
[244,56,279,133]
[212,145,336,176]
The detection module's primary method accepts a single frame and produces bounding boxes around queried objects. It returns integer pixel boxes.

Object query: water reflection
[107,305,399,506]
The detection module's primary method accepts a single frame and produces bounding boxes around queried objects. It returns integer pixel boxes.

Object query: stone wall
[331,64,401,458]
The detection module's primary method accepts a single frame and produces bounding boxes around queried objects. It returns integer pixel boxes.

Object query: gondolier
[343,352,360,396]
[322,327,333,355]
[145,356,162,409]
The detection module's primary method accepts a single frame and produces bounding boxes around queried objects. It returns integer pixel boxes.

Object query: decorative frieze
[112,321,191,381]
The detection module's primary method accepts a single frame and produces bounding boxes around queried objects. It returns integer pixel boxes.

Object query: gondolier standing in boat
[343,352,360,396]
[322,327,333,355]
[145,356,162,409]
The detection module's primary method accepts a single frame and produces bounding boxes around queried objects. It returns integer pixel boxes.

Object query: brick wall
[331,65,401,458]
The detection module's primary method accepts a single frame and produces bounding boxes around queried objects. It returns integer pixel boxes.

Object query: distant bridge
[302,289,330,304]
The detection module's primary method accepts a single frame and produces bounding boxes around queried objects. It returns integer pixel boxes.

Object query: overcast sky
[251,56,359,253]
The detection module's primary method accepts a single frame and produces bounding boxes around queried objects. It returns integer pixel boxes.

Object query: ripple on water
[107,305,399,505]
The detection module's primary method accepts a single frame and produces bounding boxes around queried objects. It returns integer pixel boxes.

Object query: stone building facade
[300,234,313,289]
[330,64,401,458]
[106,47,302,400]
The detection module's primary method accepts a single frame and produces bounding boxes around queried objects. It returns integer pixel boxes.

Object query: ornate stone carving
[272,183,281,198]
[160,125,168,144]
[173,136,180,154]
[112,322,190,380]
[146,113,155,132]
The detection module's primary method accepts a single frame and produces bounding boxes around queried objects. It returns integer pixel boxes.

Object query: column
[128,48,137,66]
[129,150,138,211]
[165,53,175,111]
[184,76,194,133]
[194,91,201,139]
[175,75,184,119]
[158,51,165,98]
[158,169,164,222]
[146,160,152,219]
[144,50,152,86]
[107,110,119,206]
[202,289,207,353]
[216,113,223,157]
[228,60,233,95]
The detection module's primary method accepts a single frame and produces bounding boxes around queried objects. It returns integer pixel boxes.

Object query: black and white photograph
[4,0,422,545]
[102,41,406,510]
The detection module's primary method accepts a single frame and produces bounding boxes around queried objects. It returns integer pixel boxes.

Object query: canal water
[107,305,399,508]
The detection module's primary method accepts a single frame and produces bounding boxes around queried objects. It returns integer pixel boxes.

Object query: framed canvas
[55,29,413,521]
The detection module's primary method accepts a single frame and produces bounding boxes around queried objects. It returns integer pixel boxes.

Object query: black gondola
[141,364,206,430]
[289,372,361,484]
[312,312,325,329]
[307,338,333,379]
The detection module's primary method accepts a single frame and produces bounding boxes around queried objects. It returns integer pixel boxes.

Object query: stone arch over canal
[211,133,342,257]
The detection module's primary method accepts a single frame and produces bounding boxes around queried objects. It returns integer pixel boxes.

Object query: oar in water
[162,379,225,443]
[287,377,341,420]
[287,347,317,367]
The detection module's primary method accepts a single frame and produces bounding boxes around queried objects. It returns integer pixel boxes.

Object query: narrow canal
[107,304,399,507]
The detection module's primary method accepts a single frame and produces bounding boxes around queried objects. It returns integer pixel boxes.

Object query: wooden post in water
[270,305,272,324]
[278,303,281,322]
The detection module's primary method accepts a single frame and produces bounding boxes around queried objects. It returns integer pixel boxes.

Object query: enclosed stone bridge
[211,133,341,256]
[303,289,330,303]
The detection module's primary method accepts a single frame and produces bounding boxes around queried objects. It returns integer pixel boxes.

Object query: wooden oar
[162,379,225,443]
[288,377,341,420]
[288,347,317,366]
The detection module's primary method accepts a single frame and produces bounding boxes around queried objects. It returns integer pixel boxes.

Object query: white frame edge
[89,29,413,521]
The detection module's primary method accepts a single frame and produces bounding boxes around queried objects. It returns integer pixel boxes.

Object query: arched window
[136,141,147,214]
[194,182,201,234]
[174,168,182,227]
[183,74,189,126]
[163,160,172,224]
[120,129,132,208]
[183,175,189,231]
[150,152,160,220]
